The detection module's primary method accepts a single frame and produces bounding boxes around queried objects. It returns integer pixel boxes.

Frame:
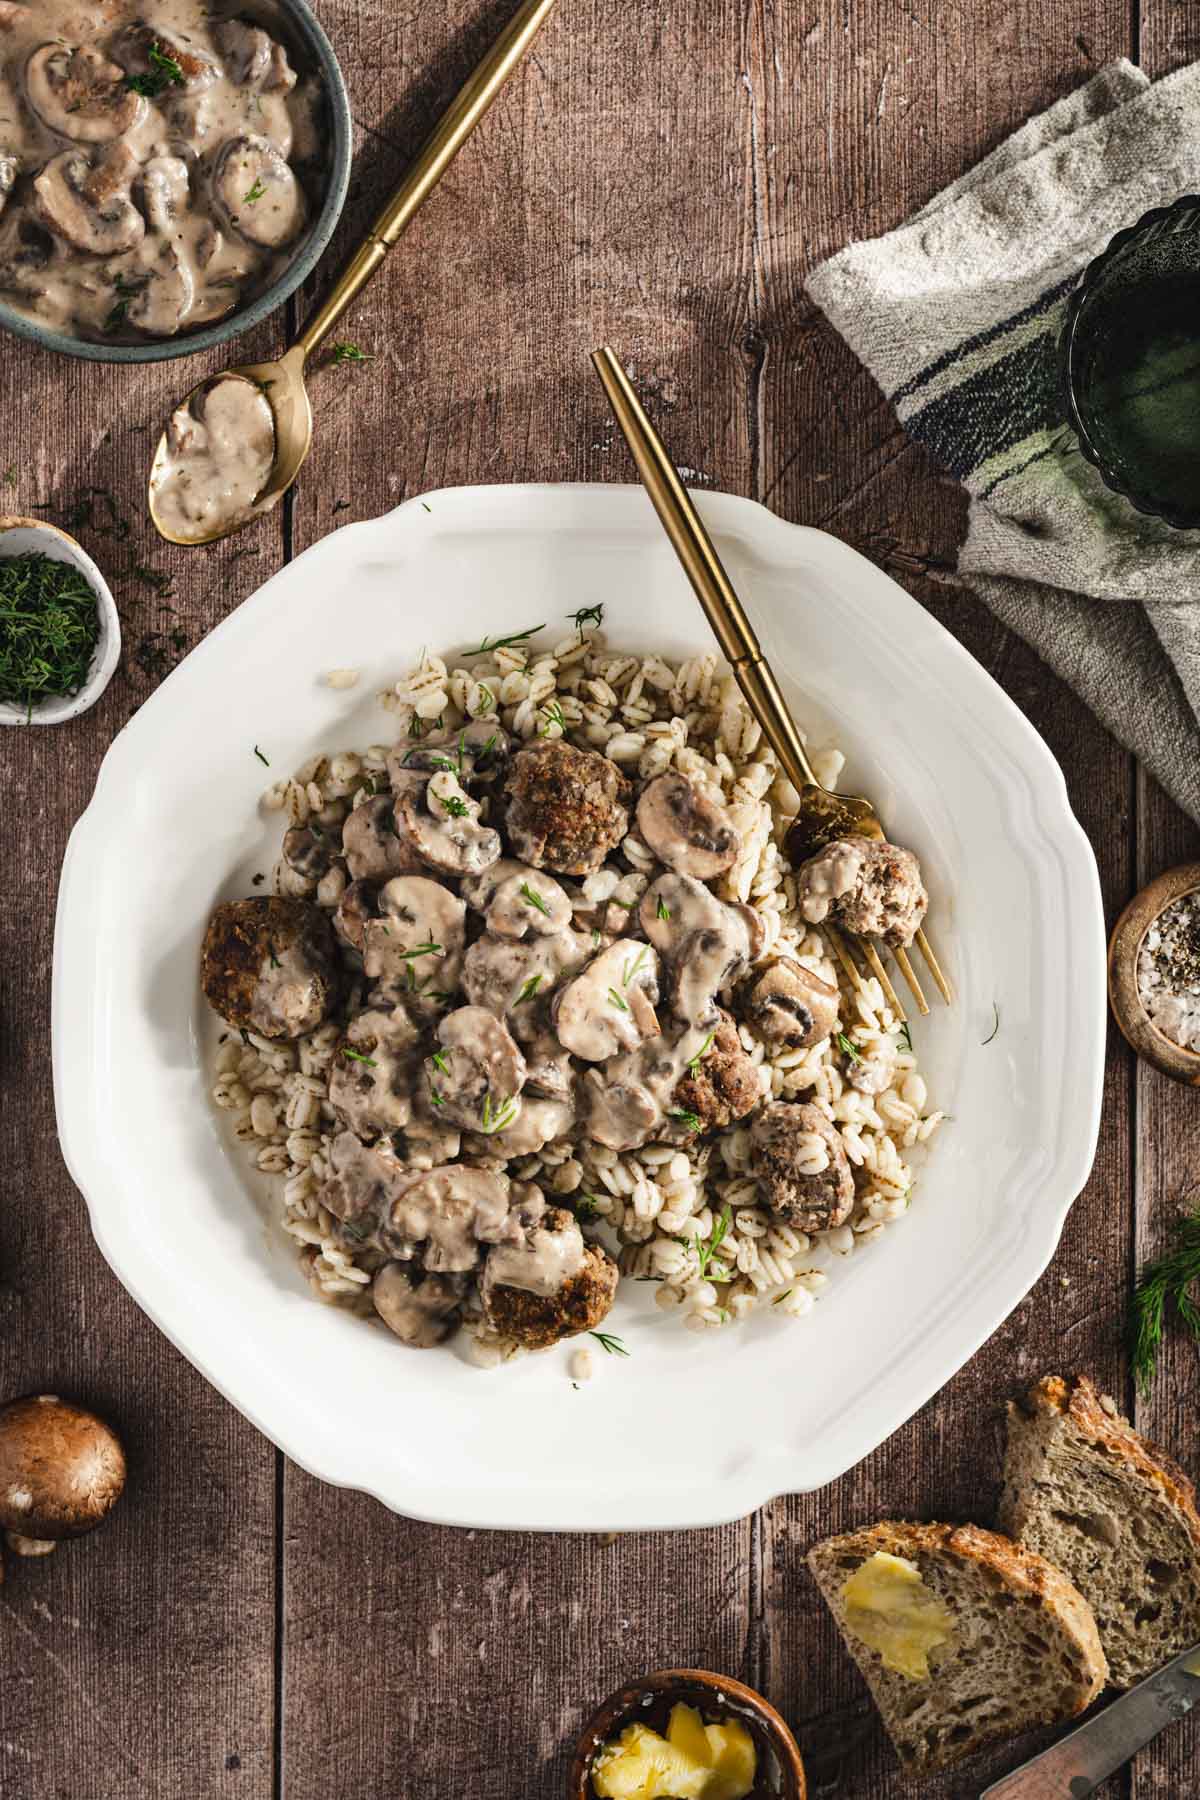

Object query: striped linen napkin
[807,60,1200,825]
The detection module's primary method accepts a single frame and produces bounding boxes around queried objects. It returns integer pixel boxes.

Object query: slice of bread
[807,1520,1107,1772]
[999,1374,1200,1688]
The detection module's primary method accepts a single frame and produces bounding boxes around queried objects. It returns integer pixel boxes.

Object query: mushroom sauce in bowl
[0,0,350,358]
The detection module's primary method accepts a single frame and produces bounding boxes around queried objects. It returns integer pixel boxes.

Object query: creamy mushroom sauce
[0,0,325,343]
[153,373,275,537]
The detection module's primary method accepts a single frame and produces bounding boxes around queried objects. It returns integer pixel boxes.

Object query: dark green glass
[1062,196,1200,529]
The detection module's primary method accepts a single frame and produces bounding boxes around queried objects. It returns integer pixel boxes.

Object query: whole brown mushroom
[0,1395,126,1557]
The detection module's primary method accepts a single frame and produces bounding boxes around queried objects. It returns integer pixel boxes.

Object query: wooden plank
[281,5,757,1798]
[0,319,284,1795]
[751,0,1139,1792]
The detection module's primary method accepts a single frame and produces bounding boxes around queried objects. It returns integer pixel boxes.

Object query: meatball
[481,1206,618,1349]
[201,897,338,1039]
[669,1011,761,1134]
[795,834,927,949]
[738,956,839,1050]
[751,1100,854,1232]
[502,740,629,875]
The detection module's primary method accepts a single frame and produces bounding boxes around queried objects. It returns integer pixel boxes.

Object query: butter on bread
[807,1520,1107,1772]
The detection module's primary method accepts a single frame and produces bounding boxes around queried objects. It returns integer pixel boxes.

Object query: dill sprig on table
[0,552,99,719]
[1130,1204,1200,1395]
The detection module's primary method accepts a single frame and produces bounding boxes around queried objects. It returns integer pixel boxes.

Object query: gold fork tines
[589,343,953,1022]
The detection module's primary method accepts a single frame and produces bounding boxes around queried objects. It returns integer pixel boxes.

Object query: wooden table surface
[4,2,1199,1796]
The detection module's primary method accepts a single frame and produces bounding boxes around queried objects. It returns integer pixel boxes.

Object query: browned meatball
[201,897,338,1039]
[795,834,927,949]
[669,1011,760,1134]
[738,956,839,1050]
[751,1100,854,1232]
[482,1207,619,1349]
[502,740,629,875]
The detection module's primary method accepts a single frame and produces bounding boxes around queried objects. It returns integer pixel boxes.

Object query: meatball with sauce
[794,834,927,949]
[502,740,630,876]
[668,1011,761,1135]
[751,1099,855,1232]
[481,1206,619,1350]
[201,896,337,1039]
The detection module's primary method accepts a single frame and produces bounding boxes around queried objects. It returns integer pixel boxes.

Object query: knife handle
[981,1673,1198,1799]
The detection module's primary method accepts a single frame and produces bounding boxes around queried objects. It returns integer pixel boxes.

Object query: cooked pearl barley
[213,633,943,1350]
[570,1346,593,1382]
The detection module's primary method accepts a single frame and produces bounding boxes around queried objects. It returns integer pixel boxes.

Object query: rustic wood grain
[4,0,1200,1795]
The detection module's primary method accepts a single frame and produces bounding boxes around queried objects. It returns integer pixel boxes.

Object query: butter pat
[841,1551,955,1680]
[591,1703,757,1800]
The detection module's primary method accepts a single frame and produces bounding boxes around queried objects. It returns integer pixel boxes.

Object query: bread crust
[1011,1375,1200,1555]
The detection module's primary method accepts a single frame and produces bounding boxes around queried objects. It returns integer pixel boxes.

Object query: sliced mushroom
[515,1021,575,1097]
[582,1021,717,1152]
[33,144,144,255]
[738,956,839,1051]
[461,928,585,1018]
[0,152,18,220]
[140,154,190,235]
[342,793,422,882]
[372,1264,465,1348]
[215,19,298,92]
[334,877,379,954]
[636,772,740,880]
[380,1165,517,1272]
[212,133,306,251]
[282,821,338,885]
[469,1092,574,1159]
[397,768,501,878]
[427,1005,527,1131]
[388,719,510,787]
[363,874,466,1006]
[0,1395,126,1544]
[552,937,661,1062]
[639,873,759,1025]
[24,44,147,143]
[124,244,195,335]
[0,5,28,30]
[113,21,218,92]
[460,858,572,939]
[201,896,338,1039]
[317,1128,414,1246]
[328,1005,421,1140]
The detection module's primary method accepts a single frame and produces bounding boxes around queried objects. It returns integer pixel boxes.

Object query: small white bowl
[0,515,121,727]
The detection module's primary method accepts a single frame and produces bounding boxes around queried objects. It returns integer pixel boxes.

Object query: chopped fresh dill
[430,1051,450,1075]
[480,1091,519,1135]
[428,1082,444,1109]
[397,941,442,961]
[692,1202,732,1278]
[623,946,650,986]
[463,624,545,658]
[539,700,566,737]
[837,1031,863,1065]
[589,1330,629,1357]
[126,44,186,97]
[516,974,543,1003]
[519,882,551,917]
[607,987,629,1012]
[686,1029,716,1076]
[243,176,267,205]
[982,1002,1000,1046]
[0,552,99,718]
[898,1020,913,1053]
[668,1108,702,1133]
[568,604,604,634]
[253,744,270,766]
[575,1194,601,1220]
[656,896,670,921]
[340,1047,377,1068]
[439,794,470,819]
[331,342,371,365]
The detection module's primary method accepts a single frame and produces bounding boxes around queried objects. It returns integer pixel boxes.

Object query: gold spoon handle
[296,0,558,357]
[589,345,819,793]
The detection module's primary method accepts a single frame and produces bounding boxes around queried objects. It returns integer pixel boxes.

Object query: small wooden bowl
[567,1668,806,1800]
[1108,861,1200,1085]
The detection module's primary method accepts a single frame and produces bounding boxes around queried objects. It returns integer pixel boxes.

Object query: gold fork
[589,344,952,1022]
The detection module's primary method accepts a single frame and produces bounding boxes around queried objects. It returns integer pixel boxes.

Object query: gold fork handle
[297,0,559,357]
[589,345,819,794]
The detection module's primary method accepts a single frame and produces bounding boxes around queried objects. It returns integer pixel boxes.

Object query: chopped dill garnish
[430,1051,450,1075]
[691,1202,732,1278]
[589,1330,629,1357]
[480,1091,519,1135]
[253,744,270,765]
[519,882,551,916]
[982,1002,1000,1046]
[428,1082,444,1109]
[568,604,604,634]
[668,1107,702,1133]
[837,1031,863,1065]
[686,1029,716,1076]
[623,946,650,986]
[126,44,186,97]
[242,176,267,205]
[0,552,99,718]
[656,896,670,921]
[331,342,371,365]
[898,1020,913,1053]
[340,1047,377,1068]
[607,987,629,1012]
[575,1194,601,1220]
[439,793,470,819]
[397,941,442,960]
[516,974,543,1003]
[463,624,545,657]
[539,700,566,737]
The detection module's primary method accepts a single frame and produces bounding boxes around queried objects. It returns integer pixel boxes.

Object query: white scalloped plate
[53,485,1104,1531]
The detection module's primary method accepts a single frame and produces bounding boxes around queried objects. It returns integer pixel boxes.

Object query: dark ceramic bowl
[1061,194,1200,529]
[567,1669,806,1800]
[0,0,352,364]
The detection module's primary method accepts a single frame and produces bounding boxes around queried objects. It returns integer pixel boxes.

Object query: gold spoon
[590,343,953,1017]
[149,0,558,546]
